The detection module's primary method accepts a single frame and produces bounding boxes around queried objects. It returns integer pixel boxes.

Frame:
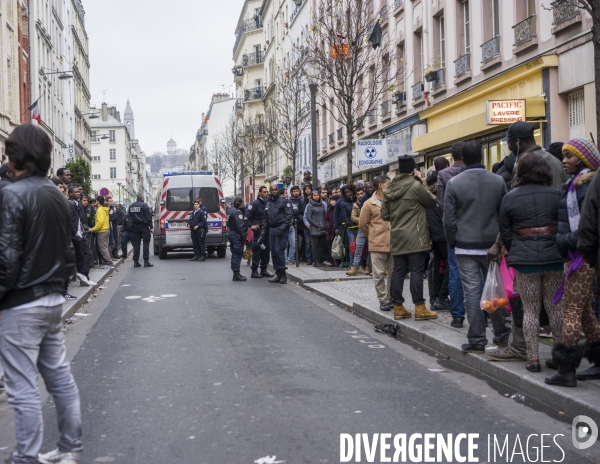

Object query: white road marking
[125,296,141,299]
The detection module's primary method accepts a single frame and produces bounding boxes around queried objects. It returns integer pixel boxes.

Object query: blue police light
[162,171,213,177]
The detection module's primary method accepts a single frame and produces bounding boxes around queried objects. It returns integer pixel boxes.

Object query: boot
[393,304,411,320]
[199,255,206,262]
[260,269,274,278]
[133,261,141,268]
[189,254,199,261]
[414,303,438,321]
[232,271,247,281]
[268,270,282,283]
[545,343,582,387]
[251,269,263,278]
[143,260,154,268]
[279,271,288,284]
[346,267,359,276]
[577,341,600,381]
[363,266,370,275]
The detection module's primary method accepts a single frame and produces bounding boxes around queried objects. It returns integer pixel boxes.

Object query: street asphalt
[32,251,599,464]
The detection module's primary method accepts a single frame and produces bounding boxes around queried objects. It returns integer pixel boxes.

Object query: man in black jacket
[262,185,293,283]
[245,186,273,278]
[67,184,95,286]
[0,124,82,464]
[227,197,248,281]
[129,193,154,267]
[188,199,208,261]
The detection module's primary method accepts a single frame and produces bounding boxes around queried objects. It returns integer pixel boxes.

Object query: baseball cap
[507,121,534,140]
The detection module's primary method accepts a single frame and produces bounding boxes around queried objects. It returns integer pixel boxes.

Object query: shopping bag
[245,228,254,245]
[331,235,345,259]
[480,261,509,314]
[500,258,516,298]
[349,238,357,256]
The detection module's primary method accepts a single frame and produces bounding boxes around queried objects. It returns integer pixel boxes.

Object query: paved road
[34,253,598,464]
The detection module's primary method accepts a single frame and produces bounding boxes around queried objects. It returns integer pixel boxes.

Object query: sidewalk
[281,263,600,421]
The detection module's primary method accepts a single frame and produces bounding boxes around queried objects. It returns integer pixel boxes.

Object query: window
[569,89,585,139]
[440,17,445,69]
[414,32,423,80]
[110,167,116,179]
[464,1,470,55]
[92,175,100,179]
[92,156,100,161]
[192,187,220,213]
[91,131,97,141]
[109,130,116,142]
[110,149,116,160]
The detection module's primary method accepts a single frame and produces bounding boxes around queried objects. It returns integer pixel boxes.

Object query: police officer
[120,211,134,258]
[262,185,293,283]
[227,196,247,281]
[188,199,207,261]
[129,193,154,268]
[245,185,274,279]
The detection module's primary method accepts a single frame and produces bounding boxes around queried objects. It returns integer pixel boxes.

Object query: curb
[287,266,600,422]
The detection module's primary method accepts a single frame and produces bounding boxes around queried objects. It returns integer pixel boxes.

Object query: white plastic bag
[480,261,508,314]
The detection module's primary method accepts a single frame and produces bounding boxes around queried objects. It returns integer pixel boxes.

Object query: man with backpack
[121,211,134,259]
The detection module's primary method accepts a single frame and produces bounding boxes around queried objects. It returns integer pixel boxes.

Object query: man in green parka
[382,154,438,321]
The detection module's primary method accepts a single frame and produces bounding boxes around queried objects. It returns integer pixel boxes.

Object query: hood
[575,170,596,187]
[383,174,419,201]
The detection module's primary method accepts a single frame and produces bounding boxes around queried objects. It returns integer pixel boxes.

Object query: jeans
[0,305,82,464]
[346,227,356,264]
[303,228,312,262]
[251,227,270,270]
[269,226,290,271]
[286,225,296,263]
[447,245,465,318]
[121,230,132,258]
[352,230,368,268]
[456,254,510,347]
[191,228,207,256]
[371,251,394,303]
[132,227,151,261]
[391,252,427,306]
[228,231,244,272]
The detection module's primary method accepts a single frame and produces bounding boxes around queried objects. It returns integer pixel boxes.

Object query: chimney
[101,102,108,121]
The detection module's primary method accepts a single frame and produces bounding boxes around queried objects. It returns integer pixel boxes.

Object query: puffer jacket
[579,171,600,295]
[336,196,355,229]
[496,153,517,191]
[381,174,437,255]
[557,171,594,260]
[499,183,562,267]
[0,173,75,310]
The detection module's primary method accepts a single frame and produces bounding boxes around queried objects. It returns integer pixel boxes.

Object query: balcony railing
[321,138,327,148]
[235,99,244,111]
[454,53,471,78]
[552,0,579,25]
[393,0,404,11]
[328,133,334,145]
[381,100,391,117]
[232,66,244,77]
[243,51,264,67]
[367,110,377,125]
[481,36,501,63]
[412,82,423,100]
[297,101,310,118]
[246,123,266,136]
[233,16,263,54]
[431,68,445,89]
[244,87,264,102]
[290,0,303,23]
[337,128,344,140]
[379,6,388,21]
[513,15,536,47]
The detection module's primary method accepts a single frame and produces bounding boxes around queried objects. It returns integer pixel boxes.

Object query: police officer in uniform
[120,211,134,258]
[262,185,293,283]
[188,199,208,261]
[245,185,274,278]
[129,193,154,268]
[227,197,248,281]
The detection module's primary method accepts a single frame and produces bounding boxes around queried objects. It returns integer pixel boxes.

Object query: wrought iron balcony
[337,128,344,140]
[232,66,244,77]
[513,15,536,47]
[379,6,388,21]
[235,99,244,111]
[243,51,264,67]
[393,0,404,11]
[412,82,424,100]
[454,53,471,78]
[297,101,310,118]
[244,87,264,102]
[381,100,391,117]
[481,36,501,63]
[246,123,266,136]
[328,133,334,145]
[367,110,377,125]
[290,0,303,23]
[431,68,445,89]
[552,0,579,25]
[233,16,263,54]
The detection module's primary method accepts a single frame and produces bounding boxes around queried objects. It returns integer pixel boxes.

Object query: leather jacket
[0,173,75,310]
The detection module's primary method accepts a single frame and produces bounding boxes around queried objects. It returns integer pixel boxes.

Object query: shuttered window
[568,89,585,139]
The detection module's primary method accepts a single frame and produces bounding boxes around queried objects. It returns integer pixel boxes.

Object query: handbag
[331,235,345,259]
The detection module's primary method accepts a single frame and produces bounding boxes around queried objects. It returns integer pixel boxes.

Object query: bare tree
[239,114,266,198]
[208,113,243,195]
[306,0,399,184]
[263,49,312,183]
[208,135,232,185]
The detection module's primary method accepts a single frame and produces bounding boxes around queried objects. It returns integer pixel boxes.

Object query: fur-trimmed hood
[574,170,596,187]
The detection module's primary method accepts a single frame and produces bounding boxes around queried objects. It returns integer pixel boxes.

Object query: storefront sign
[486,100,526,125]
[356,139,386,167]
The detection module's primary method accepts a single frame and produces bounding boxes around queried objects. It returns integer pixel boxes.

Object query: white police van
[153,171,227,259]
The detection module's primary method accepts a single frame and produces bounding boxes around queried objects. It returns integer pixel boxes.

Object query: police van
[153,171,228,259]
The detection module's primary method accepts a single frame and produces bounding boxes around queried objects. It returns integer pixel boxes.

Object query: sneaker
[539,326,553,338]
[323,261,333,267]
[38,448,80,464]
[63,293,77,300]
[485,346,525,362]
[76,273,90,286]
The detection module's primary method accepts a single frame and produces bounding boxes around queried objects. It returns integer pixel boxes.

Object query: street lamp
[303,59,319,189]
[117,182,122,205]
[40,68,74,80]
[81,112,100,119]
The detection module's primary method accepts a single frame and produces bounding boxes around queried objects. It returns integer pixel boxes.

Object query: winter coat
[557,171,595,261]
[381,174,436,256]
[336,197,355,229]
[325,207,336,241]
[443,166,507,250]
[351,201,361,224]
[358,194,390,253]
[306,199,327,236]
[436,162,465,217]
[516,145,568,191]
[499,183,562,267]
[578,172,600,295]
[426,207,446,243]
[496,153,517,191]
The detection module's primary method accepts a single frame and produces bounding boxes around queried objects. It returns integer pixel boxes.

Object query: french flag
[29,100,42,125]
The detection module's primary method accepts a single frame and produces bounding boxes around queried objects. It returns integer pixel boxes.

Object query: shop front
[414,55,556,170]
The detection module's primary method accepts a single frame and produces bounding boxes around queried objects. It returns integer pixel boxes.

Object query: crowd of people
[227,121,600,390]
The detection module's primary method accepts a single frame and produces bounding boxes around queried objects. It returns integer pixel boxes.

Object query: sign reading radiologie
[486,100,526,125]
[356,139,385,167]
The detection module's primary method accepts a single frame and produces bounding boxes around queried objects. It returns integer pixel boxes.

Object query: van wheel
[217,246,227,258]
[154,243,159,256]
[159,247,168,259]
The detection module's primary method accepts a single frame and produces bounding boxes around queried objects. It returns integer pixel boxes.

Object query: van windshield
[166,187,220,213]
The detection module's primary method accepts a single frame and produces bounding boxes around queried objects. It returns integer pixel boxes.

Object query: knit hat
[398,154,416,173]
[563,138,600,171]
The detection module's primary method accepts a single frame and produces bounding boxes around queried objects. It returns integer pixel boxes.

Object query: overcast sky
[85,0,240,157]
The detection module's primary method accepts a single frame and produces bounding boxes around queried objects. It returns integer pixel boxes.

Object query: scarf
[553,169,590,304]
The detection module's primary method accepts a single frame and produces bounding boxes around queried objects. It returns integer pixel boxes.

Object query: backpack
[331,235,345,260]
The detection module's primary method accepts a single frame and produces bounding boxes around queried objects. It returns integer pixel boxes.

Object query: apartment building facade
[0,0,21,152]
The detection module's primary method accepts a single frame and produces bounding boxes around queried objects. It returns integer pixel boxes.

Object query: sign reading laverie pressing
[486,100,526,125]
[356,139,385,167]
